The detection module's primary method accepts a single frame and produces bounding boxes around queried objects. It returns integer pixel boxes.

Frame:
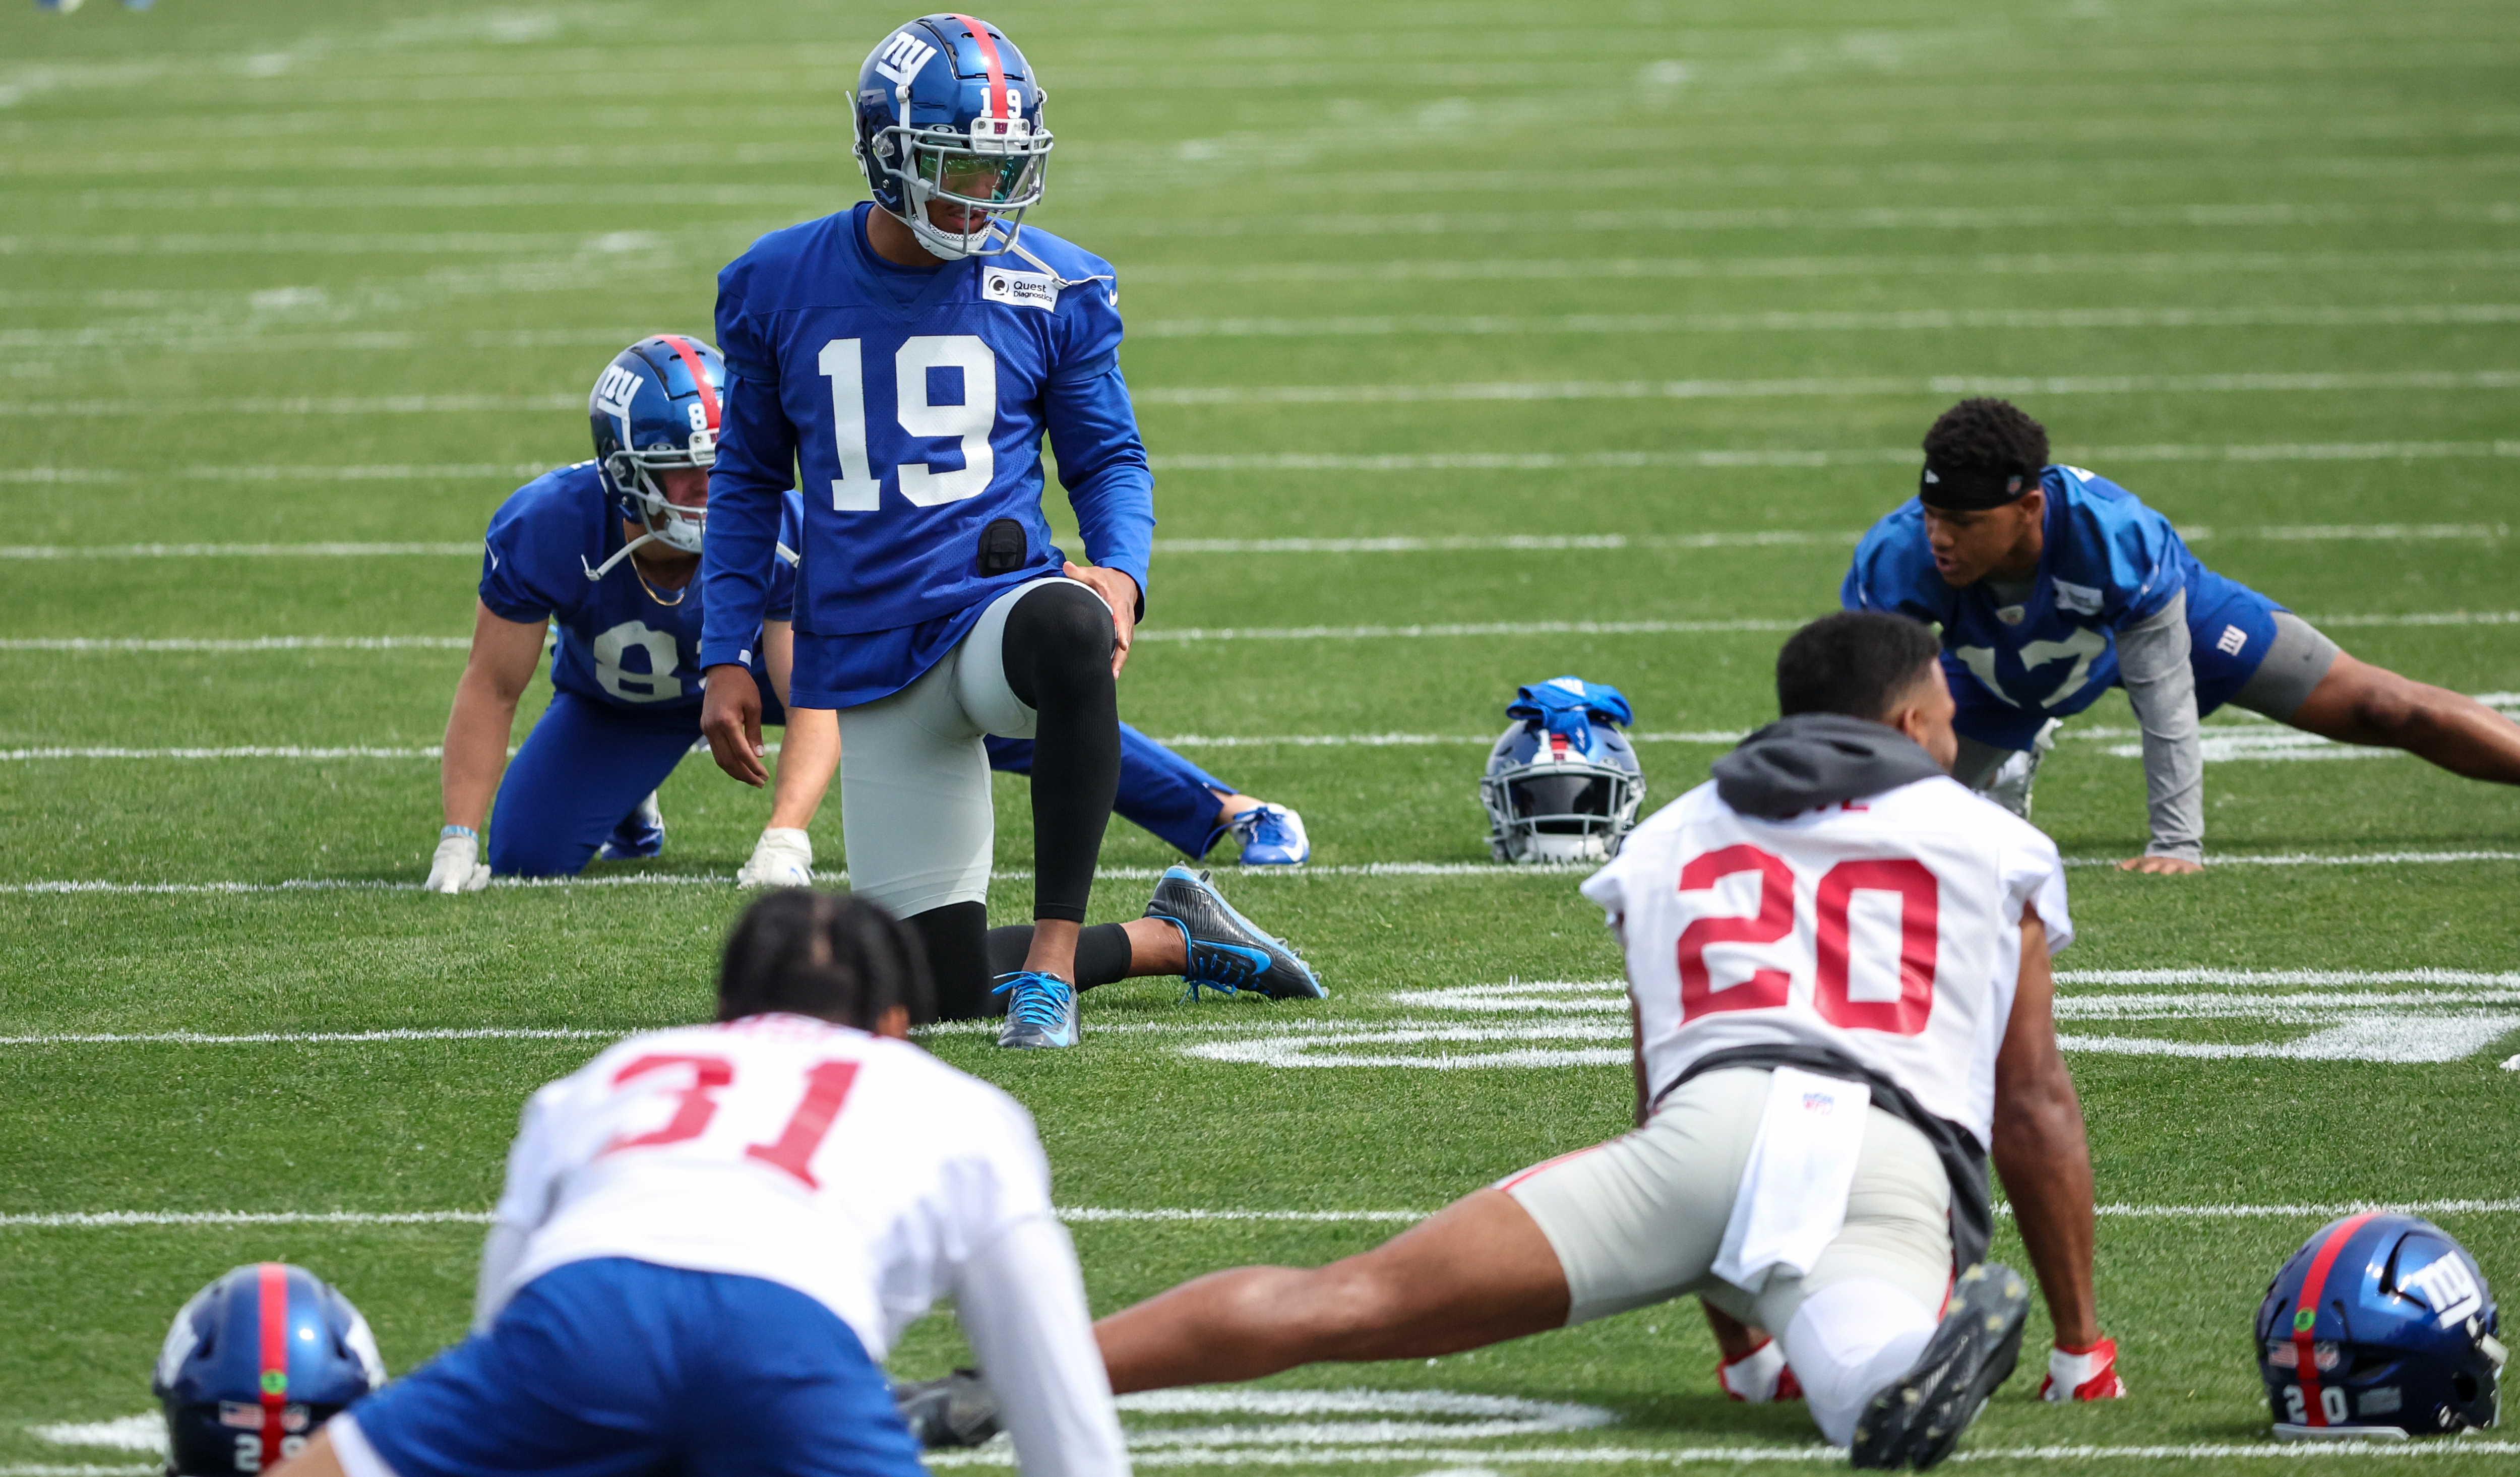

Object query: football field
[5,0,2520,1470]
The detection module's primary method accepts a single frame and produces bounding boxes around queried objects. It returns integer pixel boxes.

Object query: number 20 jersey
[699,203,1156,707]
[1580,776,2072,1148]
[488,1014,1056,1362]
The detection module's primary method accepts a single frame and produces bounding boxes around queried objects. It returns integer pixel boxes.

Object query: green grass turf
[5,0,2520,1471]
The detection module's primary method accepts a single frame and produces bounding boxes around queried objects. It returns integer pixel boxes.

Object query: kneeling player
[1072,614,2110,1468]
[271,890,1128,1477]
[425,336,1311,893]
[1845,398,2520,872]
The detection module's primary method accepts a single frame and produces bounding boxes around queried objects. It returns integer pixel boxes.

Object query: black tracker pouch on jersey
[976,517,1029,578]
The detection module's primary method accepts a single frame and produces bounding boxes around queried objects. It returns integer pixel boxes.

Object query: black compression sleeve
[986,922,1135,990]
[908,901,993,1021]
[999,581,1121,925]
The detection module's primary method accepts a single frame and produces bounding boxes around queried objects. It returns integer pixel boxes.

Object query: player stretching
[697,14,1319,1044]
[269,889,1128,1477]
[1052,614,2112,1468]
[1846,398,2520,872]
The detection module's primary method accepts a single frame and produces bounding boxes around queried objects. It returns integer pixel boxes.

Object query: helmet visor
[911,138,1048,209]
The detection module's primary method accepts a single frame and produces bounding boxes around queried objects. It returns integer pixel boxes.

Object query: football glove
[892,1368,1002,1449]
[1717,1336,1803,1403]
[736,827,815,888]
[424,833,490,894]
[2040,1336,2127,1401]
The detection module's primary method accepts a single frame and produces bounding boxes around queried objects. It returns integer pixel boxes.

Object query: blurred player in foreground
[426,336,1309,893]
[271,889,1129,1477]
[1061,613,2111,1468]
[1846,398,2520,873]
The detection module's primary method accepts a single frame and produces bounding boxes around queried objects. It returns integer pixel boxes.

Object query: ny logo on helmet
[873,31,937,85]
[2400,1255,2484,1327]
[593,364,641,429]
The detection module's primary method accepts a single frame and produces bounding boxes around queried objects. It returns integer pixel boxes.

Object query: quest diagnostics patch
[979,268,1059,311]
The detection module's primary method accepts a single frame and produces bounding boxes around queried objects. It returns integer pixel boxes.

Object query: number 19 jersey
[1581,775,2072,1148]
[700,203,1156,708]
[489,1014,1056,1363]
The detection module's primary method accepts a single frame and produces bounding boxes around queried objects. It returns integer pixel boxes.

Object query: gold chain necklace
[631,553,689,607]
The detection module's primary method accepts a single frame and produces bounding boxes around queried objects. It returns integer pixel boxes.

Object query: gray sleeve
[2116,591,2203,862]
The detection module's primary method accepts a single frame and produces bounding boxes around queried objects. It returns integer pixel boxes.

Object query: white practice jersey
[490,1013,1051,1358]
[1581,775,2071,1148]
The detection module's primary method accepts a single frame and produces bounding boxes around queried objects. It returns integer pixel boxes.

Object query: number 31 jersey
[1581,775,2072,1148]
[700,203,1156,707]
[487,1014,1057,1362]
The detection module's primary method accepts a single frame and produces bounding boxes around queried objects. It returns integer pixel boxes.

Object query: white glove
[425,832,491,894]
[736,827,815,888]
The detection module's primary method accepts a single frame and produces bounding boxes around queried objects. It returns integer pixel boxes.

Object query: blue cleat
[596,790,665,861]
[992,971,1079,1049]
[1144,865,1325,1001]
[1227,802,1311,866]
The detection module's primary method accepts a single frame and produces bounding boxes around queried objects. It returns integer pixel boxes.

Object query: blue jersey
[698,203,1155,708]
[1842,464,2208,720]
[480,462,801,714]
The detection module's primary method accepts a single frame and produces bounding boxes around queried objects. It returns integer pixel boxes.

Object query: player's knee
[2346,672,2436,738]
[485,831,589,879]
[1005,583,1116,703]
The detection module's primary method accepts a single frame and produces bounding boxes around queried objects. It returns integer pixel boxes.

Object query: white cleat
[737,827,816,888]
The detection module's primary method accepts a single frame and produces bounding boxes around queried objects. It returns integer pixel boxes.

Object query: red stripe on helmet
[257,1263,291,1465]
[2292,1213,2376,1427]
[658,336,719,433]
[952,14,1009,117]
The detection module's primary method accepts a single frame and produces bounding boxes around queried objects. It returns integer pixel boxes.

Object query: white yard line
[7,518,2504,561]
[1137,302,2520,339]
[2,849,2515,894]
[1135,370,2520,408]
[1126,249,2520,286]
[1153,441,2520,471]
[0,637,470,652]
[7,1199,2515,1232]
[924,1438,2520,1467]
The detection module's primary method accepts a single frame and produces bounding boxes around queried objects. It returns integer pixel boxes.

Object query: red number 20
[601,1054,860,1187]
[1676,844,1797,1019]
[1676,847,1940,1035]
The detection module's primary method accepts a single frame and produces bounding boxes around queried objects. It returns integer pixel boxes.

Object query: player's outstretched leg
[2280,653,2520,782]
[980,871,1324,1003]
[987,725,1314,866]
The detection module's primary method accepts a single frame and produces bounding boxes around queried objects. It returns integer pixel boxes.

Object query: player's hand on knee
[1062,561,1137,678]
[425,830,491,894]
[2116,854,2203,875]
[700,663,769,787]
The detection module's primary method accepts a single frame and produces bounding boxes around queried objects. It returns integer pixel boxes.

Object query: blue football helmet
[850,14,1053,260]
[1481,676,1645,864]
[154,1263,385,1475]
[588,335,724,569]
[2256,1214,2504,1440]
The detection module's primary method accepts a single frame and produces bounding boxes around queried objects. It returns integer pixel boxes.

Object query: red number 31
[1676,846,1939,1035]
[601,1055,861,1188]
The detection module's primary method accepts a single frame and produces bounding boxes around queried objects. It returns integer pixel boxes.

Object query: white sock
[1780,1278,1939,1447]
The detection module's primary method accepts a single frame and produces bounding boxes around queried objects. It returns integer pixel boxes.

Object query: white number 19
[817,335,998,512]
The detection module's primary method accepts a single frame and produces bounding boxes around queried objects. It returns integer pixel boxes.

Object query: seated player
[1039,614,2113,1469]
[1845,398,2520,872]
[695,14,1321,1049]
[269,889,1128,1477]
[423,337,1309,893]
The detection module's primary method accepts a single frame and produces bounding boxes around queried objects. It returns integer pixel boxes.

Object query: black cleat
[1144,865,1326,1001]
[892,1367,1003,1449]
[1849,1262,2030,1471]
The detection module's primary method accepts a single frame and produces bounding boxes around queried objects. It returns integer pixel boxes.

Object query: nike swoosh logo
[1202,943,1271,974]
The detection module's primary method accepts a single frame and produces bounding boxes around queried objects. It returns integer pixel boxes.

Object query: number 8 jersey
[1581,773,2072,1149]
[700,202,1156,709]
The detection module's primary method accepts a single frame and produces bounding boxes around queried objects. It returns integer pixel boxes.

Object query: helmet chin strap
[581,526,670,584]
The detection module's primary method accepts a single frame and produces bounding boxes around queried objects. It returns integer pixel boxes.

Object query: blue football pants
[988,721,1233,858]
[489,694,1233,877]
[344,1258,922,1477]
